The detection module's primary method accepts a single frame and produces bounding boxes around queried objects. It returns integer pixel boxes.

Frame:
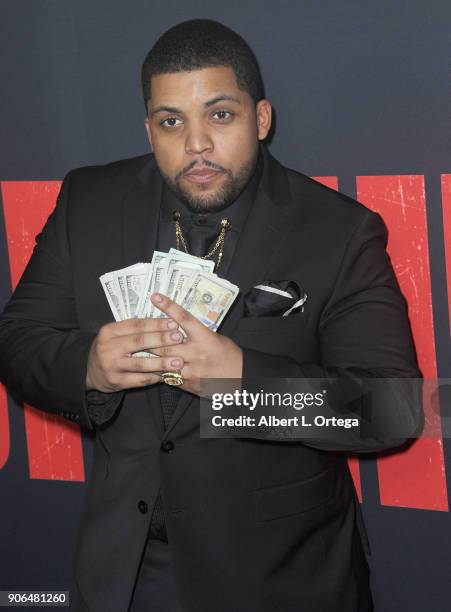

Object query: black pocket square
[243,280,307,317]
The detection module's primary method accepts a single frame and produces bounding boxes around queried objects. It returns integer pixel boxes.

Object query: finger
[119,329,185,355]
[118,372,163,389]
[101,317,179,339]
[151,293,207,337]
[116,354,184,374]
[151,341,195,361]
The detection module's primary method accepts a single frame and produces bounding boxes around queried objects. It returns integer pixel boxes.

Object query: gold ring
[161,370,184,386]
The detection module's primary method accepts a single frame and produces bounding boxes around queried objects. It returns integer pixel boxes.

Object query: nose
[184,121,214,156]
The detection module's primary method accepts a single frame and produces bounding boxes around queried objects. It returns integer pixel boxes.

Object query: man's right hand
[86,317,185,393]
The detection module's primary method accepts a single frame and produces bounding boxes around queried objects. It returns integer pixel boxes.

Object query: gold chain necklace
[173,210,231,271]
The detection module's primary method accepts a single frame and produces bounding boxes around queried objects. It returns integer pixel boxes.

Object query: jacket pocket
[253,467,336,521]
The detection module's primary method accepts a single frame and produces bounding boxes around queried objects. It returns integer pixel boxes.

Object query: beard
[157,150,259,214]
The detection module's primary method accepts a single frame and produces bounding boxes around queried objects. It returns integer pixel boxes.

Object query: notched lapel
[121,157,162,267]
[220,147,298,337]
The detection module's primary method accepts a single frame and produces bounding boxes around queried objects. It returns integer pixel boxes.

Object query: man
[0,19,422,612]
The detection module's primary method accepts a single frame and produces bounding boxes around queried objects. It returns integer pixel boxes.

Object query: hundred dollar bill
[124,262,158,356]
[163,258,210,298]
[124,263,151,318]
[181,272,239,332]
[99,272,126,321]
[124,261,156,357]
[135,265,153,317]
[167,253,214,274]
[164,250,216,302]
[165,263,195,301]
[168,248,215,273]
[147,255,170,318]
[116,272,130,318]
[156,254,214,318]
[171,265,198,304]
[100,266,154,357]
[136,251,216,318]
[138,251,167,318]
[101,252,238,336]
[103,263,147,319]
[116,263,146,318]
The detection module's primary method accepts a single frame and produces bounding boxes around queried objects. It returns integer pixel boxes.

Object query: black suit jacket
[0,146,422,612]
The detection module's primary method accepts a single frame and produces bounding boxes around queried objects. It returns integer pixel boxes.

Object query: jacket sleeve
[0,172,123,431]
[240,211,424,452]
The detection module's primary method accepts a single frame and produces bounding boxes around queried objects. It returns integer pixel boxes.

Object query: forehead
[149,66,247,105]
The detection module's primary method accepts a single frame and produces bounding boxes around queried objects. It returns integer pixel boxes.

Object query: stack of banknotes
[100,249,239,356]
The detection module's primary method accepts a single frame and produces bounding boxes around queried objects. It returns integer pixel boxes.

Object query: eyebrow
[150,94,242,117]
[205,94,242,108]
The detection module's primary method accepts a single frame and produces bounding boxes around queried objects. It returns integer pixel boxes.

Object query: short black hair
[141,19,265,111]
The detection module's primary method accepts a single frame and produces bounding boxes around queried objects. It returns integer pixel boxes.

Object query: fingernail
[171,359,182,367]
[153,293,163,303]
[171,332,181,341]
[167,320,177,329]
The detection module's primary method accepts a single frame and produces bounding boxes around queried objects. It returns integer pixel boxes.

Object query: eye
[212,110,233,121]
[160,116,182,128]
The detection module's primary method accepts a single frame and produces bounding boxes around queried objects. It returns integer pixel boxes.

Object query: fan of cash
[100,248,239,336]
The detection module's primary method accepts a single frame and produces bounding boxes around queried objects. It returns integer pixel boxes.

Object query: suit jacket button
[161,440,174,453]
[138,500,148,514]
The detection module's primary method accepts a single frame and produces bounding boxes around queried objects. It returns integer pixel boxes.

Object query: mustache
[176,159,231,180]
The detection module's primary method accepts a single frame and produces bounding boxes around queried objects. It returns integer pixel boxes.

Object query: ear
[256,99,272,140]
[144,115,153,149]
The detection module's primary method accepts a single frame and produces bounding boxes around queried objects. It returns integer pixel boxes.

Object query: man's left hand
[150,292,243,396]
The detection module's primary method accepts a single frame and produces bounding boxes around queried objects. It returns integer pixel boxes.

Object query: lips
[184,168,223,184]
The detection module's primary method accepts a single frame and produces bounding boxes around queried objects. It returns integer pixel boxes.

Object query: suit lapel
[220,199,294,335]
[164,146,297,436]
[121,156,162,266]
[225,145,297,330]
